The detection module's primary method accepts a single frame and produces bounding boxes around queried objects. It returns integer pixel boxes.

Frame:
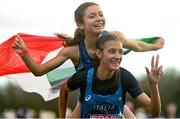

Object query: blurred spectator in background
[26,109,38,118]
[39,109,57,118]
[165,102,180,118]
[16,107,27,118]
[2,108,16,118]
[135,107,148,118]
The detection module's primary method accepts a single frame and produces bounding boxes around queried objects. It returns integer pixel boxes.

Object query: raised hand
[145,54,163,85]
[54,32,73,46]
[12,34,27,54]
[54,32,73,40]
[153,37,165,50]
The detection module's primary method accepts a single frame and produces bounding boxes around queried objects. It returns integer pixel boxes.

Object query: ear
[77,23,84,30]
[96,49,102,59]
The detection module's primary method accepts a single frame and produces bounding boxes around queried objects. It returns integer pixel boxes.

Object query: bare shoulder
[59,45,79,59]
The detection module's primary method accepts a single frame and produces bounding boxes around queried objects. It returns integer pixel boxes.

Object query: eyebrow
[88,11,103,15]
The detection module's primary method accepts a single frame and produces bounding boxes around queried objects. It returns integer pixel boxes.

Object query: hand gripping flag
[0,33,76,101]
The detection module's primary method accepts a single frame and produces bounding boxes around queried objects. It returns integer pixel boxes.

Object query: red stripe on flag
[0,33,64,76]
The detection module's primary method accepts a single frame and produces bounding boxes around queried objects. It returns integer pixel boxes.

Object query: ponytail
[62,28,85,46]
[73,28,85,42]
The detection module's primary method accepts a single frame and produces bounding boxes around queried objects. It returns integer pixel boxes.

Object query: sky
[0,0,180,85]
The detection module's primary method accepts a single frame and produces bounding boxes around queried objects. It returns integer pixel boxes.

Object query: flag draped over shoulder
[0,33,75,101]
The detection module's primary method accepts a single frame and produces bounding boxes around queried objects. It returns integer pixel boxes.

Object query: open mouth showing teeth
[111,61,120,64]
[95,23,103,27]
[95,25,103,28]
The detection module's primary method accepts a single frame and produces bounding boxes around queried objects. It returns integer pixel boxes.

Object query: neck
[96,65,115,81]
[84,33,99,50]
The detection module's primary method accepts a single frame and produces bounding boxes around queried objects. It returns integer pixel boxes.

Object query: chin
[110,67,119,71]
[95,29,103,34]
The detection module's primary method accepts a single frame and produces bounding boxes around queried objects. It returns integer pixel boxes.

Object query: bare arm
[59,82,81,118]
[70,102,81,118]
[12,35,77,76]
[131,37,164,51]
[59,83,70,118]
[123,105,136,118]
[109,31,164,52]
[136,55,163,117]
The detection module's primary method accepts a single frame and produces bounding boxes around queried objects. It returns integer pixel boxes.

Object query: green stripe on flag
[47,67,76,85]
[123,37,160,55]
[138,37,160,43]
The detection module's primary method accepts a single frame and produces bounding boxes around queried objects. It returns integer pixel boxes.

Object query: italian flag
[0,33,75,101]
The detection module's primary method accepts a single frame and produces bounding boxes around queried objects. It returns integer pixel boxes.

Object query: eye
[89,15,95,19]
[109,49,116,54]
[99,12,104,17]
[119,49,123,54]
[88,13,96,19]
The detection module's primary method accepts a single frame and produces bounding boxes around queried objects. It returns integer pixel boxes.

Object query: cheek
[120,57,123,62]
[103,19,106,26]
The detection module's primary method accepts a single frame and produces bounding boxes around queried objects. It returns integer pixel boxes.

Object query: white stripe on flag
[6,47,75,101]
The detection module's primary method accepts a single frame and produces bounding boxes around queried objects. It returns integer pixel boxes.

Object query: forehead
[104,40,122,49]
[84,5,102,15]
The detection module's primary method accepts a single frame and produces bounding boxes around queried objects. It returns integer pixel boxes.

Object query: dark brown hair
[96,34,119,51]
[66,2,99,46]
[96,34,120,91]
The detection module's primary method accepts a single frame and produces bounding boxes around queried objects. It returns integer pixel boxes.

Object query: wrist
[18,50,28,57]
[149,83,158,89]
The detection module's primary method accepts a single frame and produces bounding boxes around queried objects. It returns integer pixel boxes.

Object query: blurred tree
[126,68,180,117]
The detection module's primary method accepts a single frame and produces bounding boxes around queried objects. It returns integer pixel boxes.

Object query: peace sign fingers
[146,54,163,85]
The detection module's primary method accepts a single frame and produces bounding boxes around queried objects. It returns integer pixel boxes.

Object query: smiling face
[77,5,105,35]
[96,40,123,71]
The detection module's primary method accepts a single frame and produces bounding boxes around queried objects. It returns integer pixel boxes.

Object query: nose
[96,15,103,21]
[114,51,122,59]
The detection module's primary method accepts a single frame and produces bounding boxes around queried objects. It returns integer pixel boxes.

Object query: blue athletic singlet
[75,40,93,70]
[75,30,109,102]
[80,68,124,118]
[75,30,109,71]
